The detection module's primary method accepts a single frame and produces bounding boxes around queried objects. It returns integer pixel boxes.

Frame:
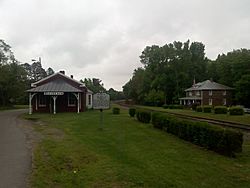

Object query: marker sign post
[93,93,110,130]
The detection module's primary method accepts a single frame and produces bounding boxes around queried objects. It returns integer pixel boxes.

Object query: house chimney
[70,75,73,79]
[60,70,65,75]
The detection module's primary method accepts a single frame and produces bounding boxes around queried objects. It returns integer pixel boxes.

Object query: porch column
[52,96,57,114]
[35,95,38,110]
[73,93,80,114]
[77,93,80,114]
[29,93,37,115]
[29,93,32,115]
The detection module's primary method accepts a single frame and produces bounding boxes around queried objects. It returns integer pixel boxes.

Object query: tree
[0,63,28,105]
[0,39,16,64]
[124,40,208,105]
[235,75,250,107]
[21,61,48,82]
[46,67,55,76]
[82,78,106,93]
[107,88,125,101]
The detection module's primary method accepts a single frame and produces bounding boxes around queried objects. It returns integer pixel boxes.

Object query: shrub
[196,106,202,112]
[162,104,168,109]
[112,107,120,114]
[203,105,212,113]
[136,109,151,123]
[151,112,243,157]
[229,106,244,115]
[152,113,165,129]
[191,103,198,110]
[214,106,228,114]
[129,108,136,117]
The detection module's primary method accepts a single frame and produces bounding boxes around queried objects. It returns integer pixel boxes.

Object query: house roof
[27,79,83,93]
[31,72,85,87]
[185,80,233,91]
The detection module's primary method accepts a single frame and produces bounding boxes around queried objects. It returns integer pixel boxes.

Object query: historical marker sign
[93,93,110,110]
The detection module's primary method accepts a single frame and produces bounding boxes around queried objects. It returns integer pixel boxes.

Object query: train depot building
[27,71,93,114]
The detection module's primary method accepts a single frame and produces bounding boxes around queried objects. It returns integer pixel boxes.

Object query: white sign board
[44,91,64,96]
[93,93,110,110]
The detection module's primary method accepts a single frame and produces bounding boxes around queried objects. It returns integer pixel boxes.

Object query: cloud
[1,0,250,90]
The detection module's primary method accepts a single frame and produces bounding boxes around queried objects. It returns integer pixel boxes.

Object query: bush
[162,104,168,109]
[229,106,244,115]
[112,107,120,114]
[129,108,136,117]
[203,105,212,113]
[196,106,202,112]
[136,109,151,123]
[214,106,228,114]
[151,112,243,157]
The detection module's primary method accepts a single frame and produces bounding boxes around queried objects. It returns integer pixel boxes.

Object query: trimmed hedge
[203,105,212,113]
[151,112,243,157]
[136,109,151,123]
[196,106,202,112]
[229,106,244,115]
[112,107,120,114]
[214,106,228,114]
[129,108,136,117]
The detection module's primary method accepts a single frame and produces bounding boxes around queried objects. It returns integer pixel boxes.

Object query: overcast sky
[1,0,250,90]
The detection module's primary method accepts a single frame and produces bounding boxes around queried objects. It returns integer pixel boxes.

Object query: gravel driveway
[0,109,31,188]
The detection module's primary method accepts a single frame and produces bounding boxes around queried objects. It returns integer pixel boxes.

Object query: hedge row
[229,107,244,115]
[151,112,243,157]
[136,109,151,123]
[196,106,244,115]
[214,106,227,114]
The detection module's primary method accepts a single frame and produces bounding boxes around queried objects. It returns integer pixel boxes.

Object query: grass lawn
[136,105,250,126]
[24,108,250,188]
[0,104,28,111]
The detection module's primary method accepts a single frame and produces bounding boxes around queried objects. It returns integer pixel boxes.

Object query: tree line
[0,39,124,106]
[123,40,250,107]
[0,39,54,106]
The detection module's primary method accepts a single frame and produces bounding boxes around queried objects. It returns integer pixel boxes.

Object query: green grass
[137,105,250,126]
[0,104,28,111]
[24,108,250,188]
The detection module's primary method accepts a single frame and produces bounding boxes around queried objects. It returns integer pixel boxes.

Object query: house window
[209,98,213,105]
[88,95,91,105]
[209,90,213,96]
[39,95,46,107]
[223,98,227,105]
[189,91,192,96]
[68,93,76,106]
[223,90,227,96]
[196,91,200,96]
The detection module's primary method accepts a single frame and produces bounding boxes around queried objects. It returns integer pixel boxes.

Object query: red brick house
[179,80,233,106]
[27,71,93,114]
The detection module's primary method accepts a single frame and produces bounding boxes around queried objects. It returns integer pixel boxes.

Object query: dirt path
[0,109,31,188]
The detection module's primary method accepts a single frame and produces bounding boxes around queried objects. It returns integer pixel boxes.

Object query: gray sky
[1,0,250,90]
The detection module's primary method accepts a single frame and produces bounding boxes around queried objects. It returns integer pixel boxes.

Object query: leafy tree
[144,89,165,106]
[82,78,106,93]
[235,75,250,107]
[46,67,55,76]
[0,63,27,105]
[107,88,125,101]
[124,40,208,105]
